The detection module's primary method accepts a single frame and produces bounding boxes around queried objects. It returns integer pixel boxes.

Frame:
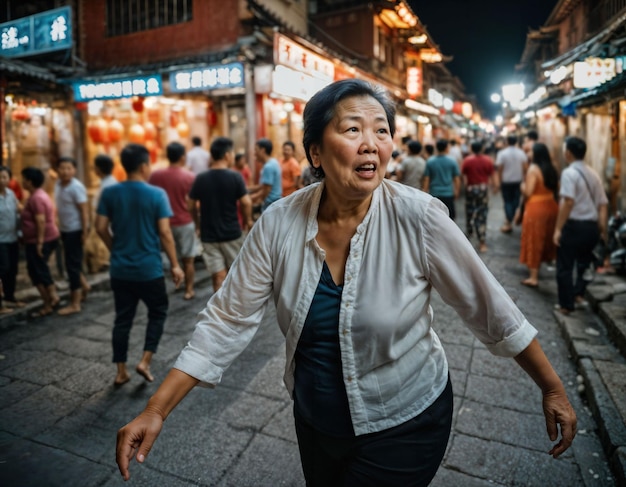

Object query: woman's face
[310,95,393,201]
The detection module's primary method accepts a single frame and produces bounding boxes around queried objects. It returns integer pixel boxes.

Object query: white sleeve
[173,218,274,386]
[421,198,537,356]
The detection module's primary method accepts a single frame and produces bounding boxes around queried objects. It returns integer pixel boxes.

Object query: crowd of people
[1,78,612,485]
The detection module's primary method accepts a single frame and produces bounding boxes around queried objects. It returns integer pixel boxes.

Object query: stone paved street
[0,192,617,486]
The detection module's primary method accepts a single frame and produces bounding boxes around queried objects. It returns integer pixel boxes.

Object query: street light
[490,93,501,104]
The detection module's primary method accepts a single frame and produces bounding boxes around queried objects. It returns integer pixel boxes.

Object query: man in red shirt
[461,140,498,253]
[149,142,197,300]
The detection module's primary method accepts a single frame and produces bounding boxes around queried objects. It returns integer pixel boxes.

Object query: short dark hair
[166,142,186,164]
[210,137,234,160]
[191,136,202,146]
[58,156,77,168]
[303,79,396,179]
[235,153,245,164]
[565,136,586,160]
[526,130,539,141]
[391,150,401,159]
[407,140,422,155]
[424,144,435,156]
[436,139,448,153]
[21,167,45,188]
[507,135,518,146]
[94,154,114,175]
[450,139,458,146]
[283,141,295,151]
[471,140,484,154]
[0,165,12,178]
[256,138,273,156]
[120,144,150,174]
[401,135,412,145]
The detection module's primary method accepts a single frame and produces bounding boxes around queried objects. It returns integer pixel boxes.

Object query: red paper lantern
[75,102,88,111]
[176,122,190,138]
[132,97,145,112]
[108,119,124,143]
[144,121,157,141]
[87,119,108,144]
[128,123,146,143]
[169,111,179,128]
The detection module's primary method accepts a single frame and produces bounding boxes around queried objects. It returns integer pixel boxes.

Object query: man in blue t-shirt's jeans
[423,139,461,220]
[96,144,184,387]
[249,138,282,212]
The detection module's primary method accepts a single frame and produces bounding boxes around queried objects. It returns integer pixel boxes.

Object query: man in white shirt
[495,135,528,233]
[553,136,608,314]
[186,136,210,175]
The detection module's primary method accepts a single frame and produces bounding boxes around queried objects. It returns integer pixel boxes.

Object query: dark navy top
[294,261,354,437]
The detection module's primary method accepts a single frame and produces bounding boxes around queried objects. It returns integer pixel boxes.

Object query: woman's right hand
[116,409,164,481]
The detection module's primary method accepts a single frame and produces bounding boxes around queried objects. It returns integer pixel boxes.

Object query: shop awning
[542,12,626,70]
[0,56,56,82]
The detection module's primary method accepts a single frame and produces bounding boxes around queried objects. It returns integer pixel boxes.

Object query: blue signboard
[0,7,72,58]
[169,63,245,92]
[72,75,163,102]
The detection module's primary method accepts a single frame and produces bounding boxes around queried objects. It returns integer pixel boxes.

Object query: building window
[106,0,192,37]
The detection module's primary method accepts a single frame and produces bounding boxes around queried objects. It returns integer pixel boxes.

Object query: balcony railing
[589,0,626,35]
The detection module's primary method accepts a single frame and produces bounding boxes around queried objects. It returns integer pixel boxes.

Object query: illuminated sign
[72,75,163,102]
[573,58,616,89]
[169,63,245,92]
[274,34,334,81]
[405,99,439,116]
[428,88,443,107]
[272,65,331,101]
[406,67,422,97]
[0,7,72,57]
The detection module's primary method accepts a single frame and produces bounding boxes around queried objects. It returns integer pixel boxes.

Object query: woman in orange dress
[520,143,559,287]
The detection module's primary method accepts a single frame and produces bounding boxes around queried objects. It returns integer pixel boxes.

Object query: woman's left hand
[542,387,577,458]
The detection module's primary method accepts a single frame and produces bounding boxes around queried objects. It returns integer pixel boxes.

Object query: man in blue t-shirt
[96,144,184,386]
[423,139,461,220]
[249,138,282,211]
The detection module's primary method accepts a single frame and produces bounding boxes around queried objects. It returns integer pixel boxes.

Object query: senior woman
[116,80,576,486]
[21,167,60,316]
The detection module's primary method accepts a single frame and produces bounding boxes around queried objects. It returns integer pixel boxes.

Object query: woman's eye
[347,127,359,132]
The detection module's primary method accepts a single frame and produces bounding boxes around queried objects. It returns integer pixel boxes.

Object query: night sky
[409,0,559,117]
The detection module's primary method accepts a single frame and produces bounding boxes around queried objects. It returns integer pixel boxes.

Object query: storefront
[1,6,76,191]
[71,62,248,190]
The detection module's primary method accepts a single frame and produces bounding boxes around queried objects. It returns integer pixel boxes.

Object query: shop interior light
[550,66,568,85]
[417,115,430,124]
[283,102,295,113]
[408,34,428,45]
[5,95,14,105]
[87,100,103,116]
[490,93,501,103]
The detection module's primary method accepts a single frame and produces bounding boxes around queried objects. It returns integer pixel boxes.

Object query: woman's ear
[309,145,321,168]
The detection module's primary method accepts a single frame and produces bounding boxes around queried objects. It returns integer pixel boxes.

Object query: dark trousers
[61,230,84,291]
[501,182,521,223]
[0,241,19,304]
[465,187,489,242]
[25,239,59,287]
[111,277,168,363]
[556,219,599,311]
[295,378,453,487]
[435,196,456,220]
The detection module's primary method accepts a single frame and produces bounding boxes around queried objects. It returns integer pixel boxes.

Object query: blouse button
[347,376,353,382]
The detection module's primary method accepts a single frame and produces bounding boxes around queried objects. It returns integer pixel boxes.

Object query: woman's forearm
[514,338,563,393]
[144,369,199,421]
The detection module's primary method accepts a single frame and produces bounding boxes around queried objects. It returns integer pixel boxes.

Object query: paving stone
[1,351,94,386]
[431,466,507,487]
[442,342,472,371]
[219,389,288,431]
[0,385,85,437]
[0,438,113,487]
[262,402,299,443]
[455,399,550,453]
[216,432,304,487]
[445,434,584,486]
[149,418,253,485]
[0,379,41,410]
[593,360,626,431]
[464,374,541,414]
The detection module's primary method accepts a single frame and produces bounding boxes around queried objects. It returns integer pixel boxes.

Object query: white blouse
[174,180,537,436]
